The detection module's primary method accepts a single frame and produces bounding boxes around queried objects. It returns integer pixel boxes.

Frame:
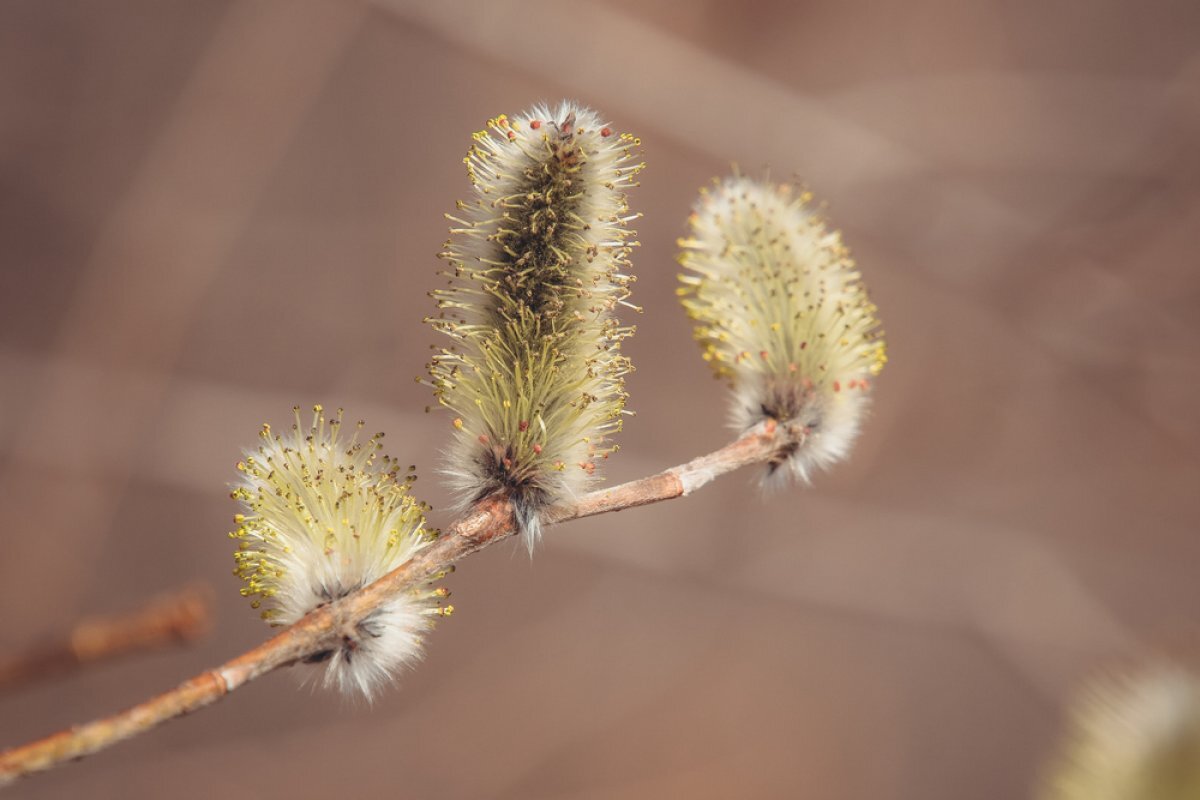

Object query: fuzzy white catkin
[229,406,452,700]
[1043,666,1200,800]
[678,177,887,486]
[427,101,642,552]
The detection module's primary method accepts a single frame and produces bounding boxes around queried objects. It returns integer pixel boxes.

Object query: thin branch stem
[0,585,213,695]
[0,421,790,788]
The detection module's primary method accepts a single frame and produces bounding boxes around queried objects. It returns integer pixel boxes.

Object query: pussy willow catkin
[229,405,452,699]
[1042,666,1200,800]
[678,177,887,486]
[427,101,643,551]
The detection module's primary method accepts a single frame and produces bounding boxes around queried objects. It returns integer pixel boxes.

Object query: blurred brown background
[1,1,1198,797]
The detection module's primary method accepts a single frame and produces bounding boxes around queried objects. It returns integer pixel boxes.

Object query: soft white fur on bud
[678,177,887,486]
[1043,665,1200,800]
[229,406,451,700]
[428,101,642,553]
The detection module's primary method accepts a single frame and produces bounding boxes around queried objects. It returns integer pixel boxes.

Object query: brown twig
[0,421,792,788]
[0,585,213,695]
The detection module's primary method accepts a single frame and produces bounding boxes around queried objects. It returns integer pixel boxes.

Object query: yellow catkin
[678,177,886,486]
[427,101,643,550]
[229,405,450,699]
[1043,666,1200,800]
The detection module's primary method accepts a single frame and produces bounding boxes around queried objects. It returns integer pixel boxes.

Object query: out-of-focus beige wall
[1,1,1198,797]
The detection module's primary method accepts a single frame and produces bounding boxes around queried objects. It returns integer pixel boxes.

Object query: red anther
[600,127,612,137]
[530,120,542,129]
[800,341,808,350]
[532,443,543,454]
[833,380,841,392]
[507,131,516,140]
[518,420,529,432]
[478,434,490,445]
[759,350,769,360]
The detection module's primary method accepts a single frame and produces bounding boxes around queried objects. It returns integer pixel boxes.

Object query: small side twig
[0,585,213,695]
[0,421,793,788]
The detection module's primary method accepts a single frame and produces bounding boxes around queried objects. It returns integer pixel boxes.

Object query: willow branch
[0,420,792,788]
[0,585,213,695]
